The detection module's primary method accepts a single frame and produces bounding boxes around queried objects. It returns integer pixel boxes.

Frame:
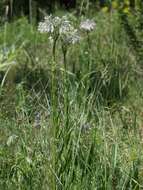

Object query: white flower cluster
[61,29,80,45]
[80,19,96,32]
[38,15,61,34]
[38,15,96,46]
[59,19,74,34]
[38,15,80,45]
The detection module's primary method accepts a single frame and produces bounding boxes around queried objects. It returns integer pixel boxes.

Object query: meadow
[0,7,143,190]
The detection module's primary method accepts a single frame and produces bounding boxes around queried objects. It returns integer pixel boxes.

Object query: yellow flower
[124,0,130,6]
[123,7,130,14]
[101,6,109,13]
[112,1,118,9]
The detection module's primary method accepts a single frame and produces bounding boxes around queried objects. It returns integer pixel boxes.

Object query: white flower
[38,21,54,33]
[80,19,96,32]
[60,17,80,45]
[59,20,74,35]
[38,15,80,46]
[53,16,62,28]
[38,15,63,34]
[38,15,73,34]
[61,29,80,45]
[38,16,54,33]
[69,29,81,44]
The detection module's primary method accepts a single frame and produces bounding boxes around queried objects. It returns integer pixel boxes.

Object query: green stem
[63,47,69,128]
[52,36,58,62]
[50,36,59,190]
[87,31,91,70]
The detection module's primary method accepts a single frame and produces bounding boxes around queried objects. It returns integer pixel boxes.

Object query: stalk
[86,31,91,70]
[52,36,58,62]
[50,35,59,190]
[62,45,69,128]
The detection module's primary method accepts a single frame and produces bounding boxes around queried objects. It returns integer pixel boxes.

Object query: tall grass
[0,11,143,189]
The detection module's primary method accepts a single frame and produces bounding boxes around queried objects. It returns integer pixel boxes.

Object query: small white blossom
[38,16,54,33]
[80,19,96,32]
[59,20,74,35]
[61,29,80,45]
[53,16,62,27]
[38,15,61,34]
[60,17,80,45]
[69,29,81,44]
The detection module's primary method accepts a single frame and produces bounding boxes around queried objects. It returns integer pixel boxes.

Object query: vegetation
[0,1,143,189]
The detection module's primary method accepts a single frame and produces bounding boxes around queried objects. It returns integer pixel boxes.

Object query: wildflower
[38,15,62,34]
[53,16,62,28]
[38,15,54,33]
[70,30,81,44]
[80,19,96,32]
[61,29,80,45]
[38,15,80,54]
[38,15,79,40]
[101,6,109,13]
[59,17,80,45]
[112,1,118,9]
[59,20,74,35]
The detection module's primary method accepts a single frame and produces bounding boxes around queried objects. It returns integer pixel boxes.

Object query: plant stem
[50,36,59,190]
[52,36,58,62]
[63,47,69,128]
[87,31,91,70]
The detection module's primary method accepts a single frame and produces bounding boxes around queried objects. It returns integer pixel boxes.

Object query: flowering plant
[38,15,80,46]
[38,15,80,62]
[80,19,96,32]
